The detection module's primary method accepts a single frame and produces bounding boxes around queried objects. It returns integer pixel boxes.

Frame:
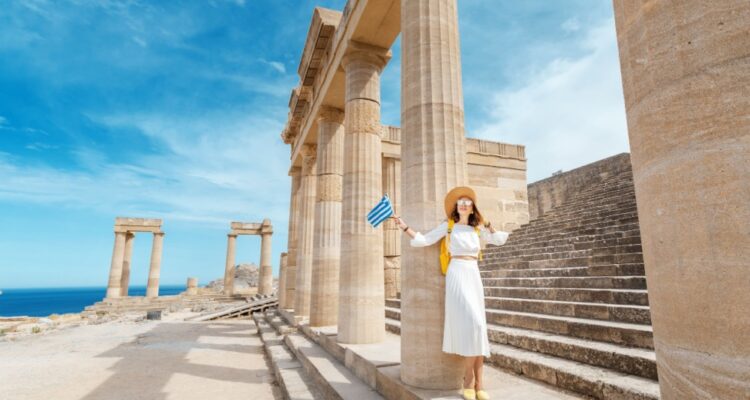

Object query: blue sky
[0,1,628,288]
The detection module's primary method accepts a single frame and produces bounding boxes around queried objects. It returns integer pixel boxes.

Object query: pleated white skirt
[443,258,490,357]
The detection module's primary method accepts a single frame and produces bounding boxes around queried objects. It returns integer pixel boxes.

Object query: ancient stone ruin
[261,1,749,399]
[105,217,164,299]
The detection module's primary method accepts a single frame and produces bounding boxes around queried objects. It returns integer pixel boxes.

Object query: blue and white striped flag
[366,194,393,228]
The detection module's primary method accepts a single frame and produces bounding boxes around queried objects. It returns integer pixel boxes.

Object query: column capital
[342,41,392,71]
[301,143,317,157]
[318,106,345,124]
[227,233,238,238]
[153,231,165,237]
[301,144,318,175]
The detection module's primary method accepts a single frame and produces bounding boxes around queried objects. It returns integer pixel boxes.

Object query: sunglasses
[457,199,473,206]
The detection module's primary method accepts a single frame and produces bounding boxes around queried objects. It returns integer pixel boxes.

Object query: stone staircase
[385,164,661,399]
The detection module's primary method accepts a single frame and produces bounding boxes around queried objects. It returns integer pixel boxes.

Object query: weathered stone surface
[614,1,750,398]
[400,0,467,389]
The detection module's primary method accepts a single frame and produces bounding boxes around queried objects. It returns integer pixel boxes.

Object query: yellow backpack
[440,219,483,275]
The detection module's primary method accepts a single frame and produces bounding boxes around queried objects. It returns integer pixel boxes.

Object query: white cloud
[474,18,630,182]
[0,110,292,228]
[0,116,7,126]
[259,59,287,74]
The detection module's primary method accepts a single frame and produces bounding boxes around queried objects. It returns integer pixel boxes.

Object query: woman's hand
[392,215,408,231]
[484,221,496,233]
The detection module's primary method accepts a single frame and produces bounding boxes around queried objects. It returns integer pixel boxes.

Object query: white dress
[410,221,509,357]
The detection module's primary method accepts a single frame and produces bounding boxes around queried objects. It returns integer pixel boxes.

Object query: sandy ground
[0,312,280,400]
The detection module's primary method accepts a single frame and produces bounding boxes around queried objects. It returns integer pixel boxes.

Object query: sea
[0,285,186,317]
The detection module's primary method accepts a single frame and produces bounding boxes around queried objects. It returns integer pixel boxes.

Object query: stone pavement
[0,317,280,400]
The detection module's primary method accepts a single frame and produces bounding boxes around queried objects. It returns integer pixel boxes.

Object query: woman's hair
[450,200,483,227]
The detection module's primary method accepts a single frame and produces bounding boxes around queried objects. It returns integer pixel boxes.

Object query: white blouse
[410,221,509,256]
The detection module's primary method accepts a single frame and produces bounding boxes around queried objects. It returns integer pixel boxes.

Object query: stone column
[224,233,237,296]
[278,252,288,306]
[186,277,198,296]
[119,232,135,297]
[338,43,389,344]
[259,223,273,295]
[145,232,164,298]
[310,106,345,327]
[613,2,750,399]
[106,231,127,298]
[283,168,302,309]
[400,0,467,388]
[382,156,401,299]
[294,144,317,318]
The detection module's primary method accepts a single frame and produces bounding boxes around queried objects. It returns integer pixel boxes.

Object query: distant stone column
[119,232,135,297]
[613,1,750,399]
[338,43,389,344]
[224,233,238,296]
[186,277,198,296]
[145,232,164,298]
[283,167,302,309]
[259,220,273,295]
[382,156,401,299]
[401,0,467,388]
[310,106,345,327]
[294,144,317,318]
[278,252,288,306]
[106,231,127,298]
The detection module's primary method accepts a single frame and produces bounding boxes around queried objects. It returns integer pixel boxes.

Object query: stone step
[484,296,651,325]
[283,332,384,400]
[385,306,401,321]
[482,276,647,290]
[487,324,657,380]
[486,309,653,349]
[385,298,400,308]
[488,343,659,400]
[484,287,649,306]
[517,211,640,234]
[481,264,645,279]
[382,309,655,379]
[485,243,642,261]
[485,253,645,270]
[510,223,642,242]
[252,314,323,400]
[383,315,658,399]
[484,234,642,256]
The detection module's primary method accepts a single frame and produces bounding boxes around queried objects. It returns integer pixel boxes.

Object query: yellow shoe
[476,389,490,400]
[462,388,476,400]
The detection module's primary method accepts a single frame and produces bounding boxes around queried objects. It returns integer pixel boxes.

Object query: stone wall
[466,138,529,232]
[527,153,632,220]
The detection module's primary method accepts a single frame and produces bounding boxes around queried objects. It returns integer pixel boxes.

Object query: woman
[392,186,509,400]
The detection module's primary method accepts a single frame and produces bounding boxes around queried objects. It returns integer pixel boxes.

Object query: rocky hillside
[206,263,260,291]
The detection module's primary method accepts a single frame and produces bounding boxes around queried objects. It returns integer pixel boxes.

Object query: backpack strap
[446,219,454,253]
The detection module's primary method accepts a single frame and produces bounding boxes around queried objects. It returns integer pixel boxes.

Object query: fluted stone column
[401,0,467,388]
[382,156,401,299]
[310,106,345,327]
[614,2,750,398]
[278,252,288,306]
[294,144,318,318]
[284,168,302,309]
[224,233,237,296]
[106,231,127,298]
[145,232,164,298]
[119,232,135,297]
[259,226,273,295]
[338,43,389,344]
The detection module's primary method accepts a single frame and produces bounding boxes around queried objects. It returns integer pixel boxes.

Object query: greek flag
[367,194,393,228]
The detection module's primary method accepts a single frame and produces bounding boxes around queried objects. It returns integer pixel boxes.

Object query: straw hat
[444,186,478,219]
